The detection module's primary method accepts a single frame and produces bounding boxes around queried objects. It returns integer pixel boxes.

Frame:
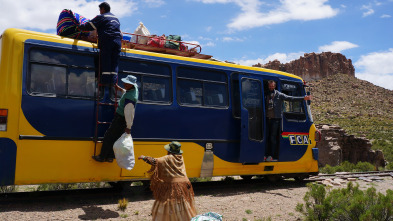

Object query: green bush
[296,182,393,220]
[319,161,376,174]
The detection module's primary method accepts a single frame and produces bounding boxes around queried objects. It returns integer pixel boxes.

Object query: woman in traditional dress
[138,141,197,221]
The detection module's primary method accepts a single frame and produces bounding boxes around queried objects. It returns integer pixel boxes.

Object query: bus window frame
[26,46,96,100]
[240,77,264,142]
[118,58,173,105]
[118,70,173,105]
[176,66,229,109]
[279,80,307,122]
[230,72,245,119]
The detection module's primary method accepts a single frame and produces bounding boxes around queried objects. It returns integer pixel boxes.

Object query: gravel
[1,176,392,221]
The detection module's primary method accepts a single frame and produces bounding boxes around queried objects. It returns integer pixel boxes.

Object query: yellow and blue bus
[0,28,319,187]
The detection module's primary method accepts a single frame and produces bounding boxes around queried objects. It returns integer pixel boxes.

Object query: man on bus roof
[78,2,122,99]
[265,80,311,162]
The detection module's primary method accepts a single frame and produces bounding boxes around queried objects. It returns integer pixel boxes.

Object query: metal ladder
[92,51,119,156]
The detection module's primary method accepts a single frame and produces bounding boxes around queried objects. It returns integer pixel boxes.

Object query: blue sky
[1,0,393,89]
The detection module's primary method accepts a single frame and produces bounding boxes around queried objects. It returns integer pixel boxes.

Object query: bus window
[30,64,66,95]
[241,78,263,141]
[178,80,202,105]
[30,49,95,67]
[204,83,227,107]
[142,76,171,103]
[118,59,172,104]
[68,69,96,97]
[177,67,228,108]
[281,82,306,121]
[28,47,95,98]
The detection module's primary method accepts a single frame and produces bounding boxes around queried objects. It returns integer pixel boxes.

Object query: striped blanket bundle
[57,9,90,39]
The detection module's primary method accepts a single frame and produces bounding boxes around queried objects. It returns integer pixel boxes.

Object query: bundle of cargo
[57,9,97,43]
[122,32,211,59]
[120,22,212,59]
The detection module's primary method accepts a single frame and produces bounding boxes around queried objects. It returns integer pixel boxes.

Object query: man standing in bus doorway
[138,141,197,221]
[265,80,311,162]
[78,2,122,101]
[92,75,138,162]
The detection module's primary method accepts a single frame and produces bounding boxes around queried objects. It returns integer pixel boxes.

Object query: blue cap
[121,75,138,88]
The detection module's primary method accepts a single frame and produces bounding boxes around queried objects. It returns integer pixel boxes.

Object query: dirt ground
[1,176,392,221]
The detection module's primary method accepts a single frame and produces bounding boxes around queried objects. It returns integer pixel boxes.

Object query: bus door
[279,81,310,161]
[238,76,266,163]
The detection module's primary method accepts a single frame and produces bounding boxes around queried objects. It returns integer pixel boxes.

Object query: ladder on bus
[93,52,119,156]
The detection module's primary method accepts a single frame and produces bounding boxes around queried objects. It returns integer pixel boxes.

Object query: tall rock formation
[254,52,355,81]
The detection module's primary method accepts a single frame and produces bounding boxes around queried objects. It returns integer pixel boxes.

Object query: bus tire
[240,175,253,181]
[266,175,281,183]
[108,181,132,190]
[295,175,307,182]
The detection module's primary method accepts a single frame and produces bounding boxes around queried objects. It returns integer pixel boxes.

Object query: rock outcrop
[316,124,386,169]
[254,52,355,81]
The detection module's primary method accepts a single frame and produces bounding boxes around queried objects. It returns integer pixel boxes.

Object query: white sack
[131,22,150,45]
[113,133,135,170]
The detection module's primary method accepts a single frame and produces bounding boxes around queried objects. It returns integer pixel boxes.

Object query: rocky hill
[310,74,393,167]
[253,52,355,81]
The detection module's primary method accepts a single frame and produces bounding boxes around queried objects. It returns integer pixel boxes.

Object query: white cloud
[361,4,375,17]
[354,49,393,90]
[0,0,136,33]
[195,0,339,31]
[222,36,245,42]
[198,36,213,41]
[204,41,216,47]
[381,14,391,18]
[234,52,304,66]
[318,41,359,53]
[144,0,165,7]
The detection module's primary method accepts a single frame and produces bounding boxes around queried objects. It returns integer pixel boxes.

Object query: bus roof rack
[121,32,213,60]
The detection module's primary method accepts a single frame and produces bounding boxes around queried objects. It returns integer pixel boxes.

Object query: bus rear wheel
[108,181,132,190]
[240,175,253,181]
[266,175,282,183]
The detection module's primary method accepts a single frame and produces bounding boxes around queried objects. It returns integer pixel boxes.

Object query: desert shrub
[354,161,375,172]
[319,161,375,174]
[296,182,393,220]
[118,198,128,211]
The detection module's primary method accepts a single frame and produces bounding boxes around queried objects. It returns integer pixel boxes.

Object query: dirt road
[1,177,392,221]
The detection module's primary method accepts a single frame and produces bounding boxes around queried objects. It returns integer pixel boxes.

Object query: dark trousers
[99,39,121,84]
[99,113,126,159]
[266,118,281,159]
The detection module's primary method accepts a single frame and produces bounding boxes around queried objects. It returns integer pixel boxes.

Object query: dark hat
[99,2,111,12]
[164,141,183,154]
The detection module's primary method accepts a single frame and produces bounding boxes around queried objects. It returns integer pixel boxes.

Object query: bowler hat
[121,75,138,88]
[164,141,183,154]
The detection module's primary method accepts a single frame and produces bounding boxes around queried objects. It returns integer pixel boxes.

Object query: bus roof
[2,28,303,81]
